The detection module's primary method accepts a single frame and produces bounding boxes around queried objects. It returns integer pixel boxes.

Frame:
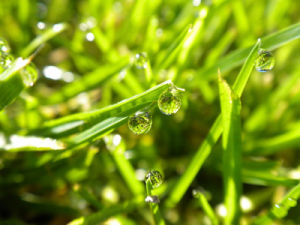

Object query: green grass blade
[251,182,300,225]
[146,180,165,225]
[196,193,219,225]
[35,80,173,138]
[195,22,300,82]
[43,57,130,105]
[165,40,260,208]
[21,22,68,58]
[219,75,242,225]
[67,195,145,225]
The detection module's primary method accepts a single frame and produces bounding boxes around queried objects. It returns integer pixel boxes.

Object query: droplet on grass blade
[0,38,11,54]
[158,85,183,115]
[0,53,14,69]
[145,195,160,203]
[21,62,38,87]
[254,49,275,72]
[272,204,287,218]
[286,198,297,207]
[145,170,163,188]
[128,110,152,135]
[135,53,148,69]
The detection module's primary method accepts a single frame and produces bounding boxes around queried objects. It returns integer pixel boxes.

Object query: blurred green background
[1,0,300,224]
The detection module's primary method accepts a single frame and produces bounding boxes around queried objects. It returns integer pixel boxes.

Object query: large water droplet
[135,53,148,69]
[21,62,38,87]
[158,85,183,115]
[145,195,160,203]
[128,110,152,135]
[287,198,297,207]
[0,53,14,69]
[145,170,163,188]
[272,204,287,218]
[254,49,275,72]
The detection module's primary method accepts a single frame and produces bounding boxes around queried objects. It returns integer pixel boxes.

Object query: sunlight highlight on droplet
[86,32,95,42]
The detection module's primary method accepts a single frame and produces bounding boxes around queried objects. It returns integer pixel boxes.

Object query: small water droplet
[86,32,95,42]
[287,198,297,207]
[37,21,47,30]
[128,110,152,135]
[0,53,14,69]
[135,53,148,69]
[145,170,163,188]
[158,85,183,115]
[21,62,38,87]
[272,204,288,218]
[145,195,160,203]
[192,189,200,198]
[254,49,275,72]
[0,38,11,54]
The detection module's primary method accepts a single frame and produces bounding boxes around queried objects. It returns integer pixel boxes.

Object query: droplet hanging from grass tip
[21,62,38,87]
[254,49,275,72]
[135,53,148,69]
[128,110,152,135]
[158,85,184,115]
[145,170,163,188]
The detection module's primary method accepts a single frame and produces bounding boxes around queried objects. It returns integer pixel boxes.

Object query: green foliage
[1,0,300,225]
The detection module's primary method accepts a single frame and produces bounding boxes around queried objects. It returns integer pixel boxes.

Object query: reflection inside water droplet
[145,170,163,188]
[21,62,38,87]
[158,85,183,115]
[0,53,14,69]
[272,204,287,218]
[128,110,152,135]
[254,49,275,72]
[135,53,148,69]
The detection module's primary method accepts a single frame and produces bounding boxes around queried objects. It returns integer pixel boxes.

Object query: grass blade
[196,192,219,225]
[219,74,242,225]
[165,40,260,208]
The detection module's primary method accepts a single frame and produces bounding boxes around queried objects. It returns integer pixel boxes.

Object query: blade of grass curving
[146,180,166,225]
[219,74,242,225]
[21,22,68,58]
[0,57,32,111]
[195,22,300,82]
[251,182,300,225]
[34,80,174,138]
[165,40,260,208]
[67,195,145,225]
[196,193,219,225]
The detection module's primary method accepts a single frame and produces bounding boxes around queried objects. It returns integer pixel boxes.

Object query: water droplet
[287,198,297,207]
[145,195,160,203]
[272,204,287,218]
[145,170,163,188]
[254,49,275,72]
[158,85,183,115]
[192,189,200,198]
[0,53,14,69]
[0,38,11,54]
[21,62,38,87]
[128,110,152,135]
[86,32,95,42]
[135,53,148,69]
[37,21,47,30]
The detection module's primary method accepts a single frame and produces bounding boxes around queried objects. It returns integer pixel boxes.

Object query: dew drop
[158,85,183,115]
[0,38,11,54]
[0,53,14,69]
[254,49,275,72]
[128,110,152,135]
[192,189,200,198]
[145,170,163,188]
[272,204,288,218]
[287,198,297,207]
[21,62,38,87]
[135,53,148,69]
[145,195,160,203]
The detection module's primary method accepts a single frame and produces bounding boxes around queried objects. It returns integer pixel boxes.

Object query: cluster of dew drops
[0,38,38,87]
[128,53,183,136]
